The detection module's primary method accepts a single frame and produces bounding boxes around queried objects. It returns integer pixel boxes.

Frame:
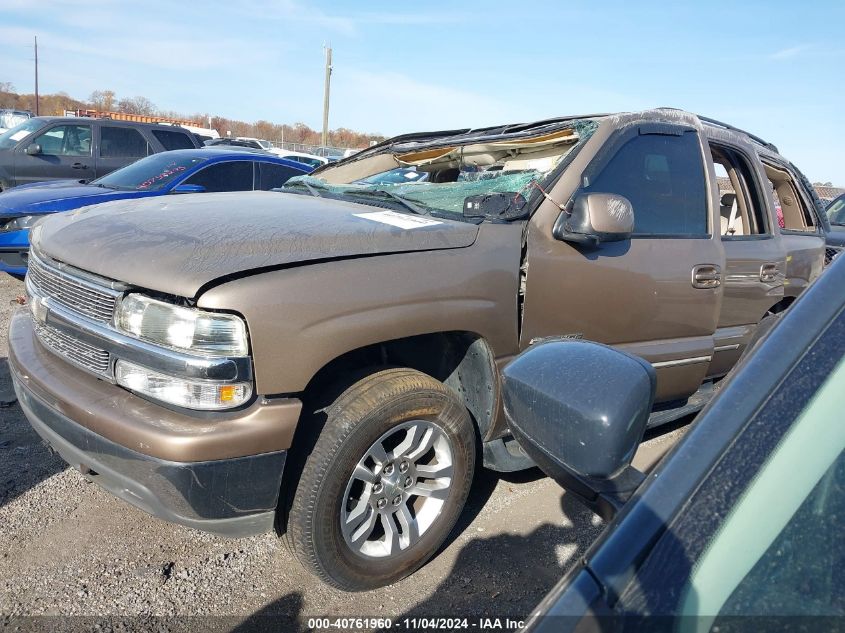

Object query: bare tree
[117,95,156,115]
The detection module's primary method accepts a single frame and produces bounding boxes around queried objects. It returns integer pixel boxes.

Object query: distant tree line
[0,83,385,149]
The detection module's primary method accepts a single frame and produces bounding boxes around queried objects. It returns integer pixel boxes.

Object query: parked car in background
[8,109,825,592]
[0,109,32,134]
[236,137,276,151]
[314,146,344,161]
[0,116,200,191]
[0,148,308,278]
[824,193,845,264]
[271,149,327,169]
[509,252,845,632]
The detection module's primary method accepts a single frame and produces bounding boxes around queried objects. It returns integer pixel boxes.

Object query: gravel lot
[0,273,688,631]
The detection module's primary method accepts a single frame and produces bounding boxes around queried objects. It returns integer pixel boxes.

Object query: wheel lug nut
[392,495,402,506]
[373,483,383,494]
[404,477,413,488]
[383,464,394,475]
[377,498,387,509]
[399,461,409,473]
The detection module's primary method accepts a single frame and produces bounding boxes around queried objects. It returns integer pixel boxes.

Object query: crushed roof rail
[697,115,779,153]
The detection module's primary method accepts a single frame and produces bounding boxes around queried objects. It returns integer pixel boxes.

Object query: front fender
[197,223,523,395]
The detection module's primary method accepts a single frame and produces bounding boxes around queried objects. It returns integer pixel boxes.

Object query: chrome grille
[27,255,118,322]
[825,246,842,267]
[34,322,110,376]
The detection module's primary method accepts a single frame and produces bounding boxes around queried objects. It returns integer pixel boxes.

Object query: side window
[152,130,195,151]
[257,162,301,190]
[709,145,769,237]
[584,131,708,236]
[100,126,149,158]
[33,125,92,156]
[184,162,254,193]
[764,163,818,233]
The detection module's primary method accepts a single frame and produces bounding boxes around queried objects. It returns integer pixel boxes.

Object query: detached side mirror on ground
[503,340,654,520]
[25,143,41,156]
[552,192,634,244]
[171,183,206,194]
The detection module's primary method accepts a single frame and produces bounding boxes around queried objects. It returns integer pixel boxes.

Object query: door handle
[760,263,779,283]
[692,264,721,289]
[71,162,88,169]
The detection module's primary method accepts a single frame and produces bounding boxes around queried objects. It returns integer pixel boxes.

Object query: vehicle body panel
[33,190,480,298]
[198,221,523,395]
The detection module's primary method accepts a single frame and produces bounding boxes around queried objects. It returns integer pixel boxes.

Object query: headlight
[116,294,248,357]
[115,359,251,410]
[0,215,42,232]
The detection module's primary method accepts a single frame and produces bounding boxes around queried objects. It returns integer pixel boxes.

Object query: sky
[2,0,843,184]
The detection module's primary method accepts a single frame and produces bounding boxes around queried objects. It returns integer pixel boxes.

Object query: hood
[35,191,479,298]
[0,180,128,216]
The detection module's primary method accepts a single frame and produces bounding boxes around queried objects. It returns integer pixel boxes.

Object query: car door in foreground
[505,254,845,632]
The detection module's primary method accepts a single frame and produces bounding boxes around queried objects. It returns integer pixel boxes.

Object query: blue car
[0,148,310,278]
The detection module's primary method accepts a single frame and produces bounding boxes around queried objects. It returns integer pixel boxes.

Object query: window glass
[584,131,708,235]
[100,126,149,158]
[152,129,195,151]
[33,124,92,156]
[91,153,206,191]
[679,358,845,624]
[257,162,302,190]
[0,118,46,149]
[828,196,845,227]
[184,161,254,192]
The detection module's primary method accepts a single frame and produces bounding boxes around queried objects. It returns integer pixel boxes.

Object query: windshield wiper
[284,180,323,198]
[355,189,430,216]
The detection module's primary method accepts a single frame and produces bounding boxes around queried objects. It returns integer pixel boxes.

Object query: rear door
[13,122,94,185]
[704,136,787,376]
[521,123,725,403]
[181,160,255,192]
[95,124,151,178]
[256,161,306,190]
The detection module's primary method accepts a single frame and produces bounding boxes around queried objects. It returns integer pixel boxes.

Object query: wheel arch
[301,331,499,439]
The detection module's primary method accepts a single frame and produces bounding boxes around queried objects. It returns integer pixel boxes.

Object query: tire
[744,312,781,358]
[287,368,476,591]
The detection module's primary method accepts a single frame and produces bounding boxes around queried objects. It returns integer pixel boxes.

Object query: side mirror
[503,339,655,519]
[463,192,528,221]
[171,183,206,194]
[552,192,634,245]
[25,143,42,156]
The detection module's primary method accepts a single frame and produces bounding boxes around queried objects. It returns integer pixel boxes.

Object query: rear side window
[710,144,770,237]
[100,126,149,158]
[184,161,254,192]
[257,162,302,190]
[584,131,708,236]
[33,124,92,157]
[152,130,195,151]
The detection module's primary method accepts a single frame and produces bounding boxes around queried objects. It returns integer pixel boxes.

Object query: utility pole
[321,45,332,148]
[34,36,39,116]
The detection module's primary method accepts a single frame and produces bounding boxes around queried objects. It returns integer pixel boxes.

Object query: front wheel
[287,368,476,591]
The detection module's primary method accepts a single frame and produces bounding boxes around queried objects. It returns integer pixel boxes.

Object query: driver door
[14,123,95,185]
[521,124,724,403]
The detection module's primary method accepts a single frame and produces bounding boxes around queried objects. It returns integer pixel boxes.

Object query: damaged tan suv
[9,109,826,590]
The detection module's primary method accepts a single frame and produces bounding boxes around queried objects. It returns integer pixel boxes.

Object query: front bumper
[9,310,303,537]
[0,229,30,275]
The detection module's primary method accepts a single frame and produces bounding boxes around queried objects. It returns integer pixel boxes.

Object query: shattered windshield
[282,119,597,219]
